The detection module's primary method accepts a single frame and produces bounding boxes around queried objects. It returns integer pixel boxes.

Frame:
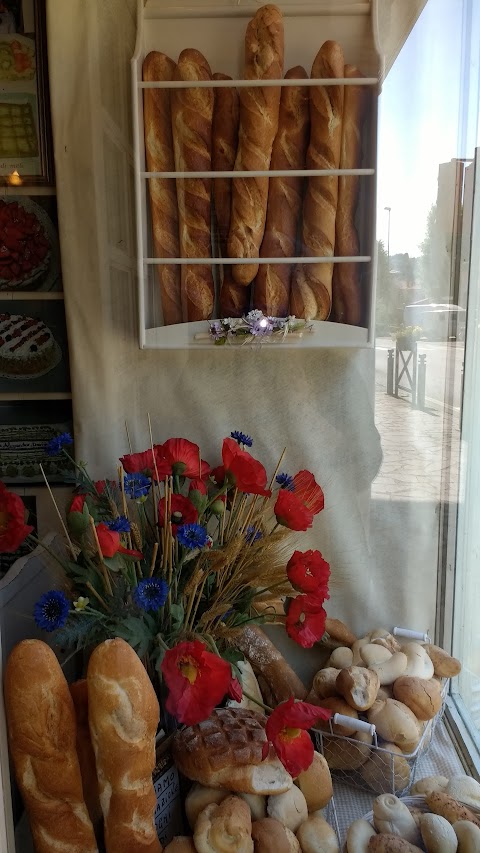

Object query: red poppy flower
[292,470,325,515]
[160,438,210,479]
[68,494,86,514]
[274,489,314,531]
[94,480,106,494]
[95,522,143,560]
[263,696,332,777]
[120,448,171,481]
[0,483,33,552]
[222,437,271,497]
[210,465,226,487]
[286,594,327,648]
[286,550,330,598]
[189,478,207,495]
[161,640,233,725]
[158,493,198,534]
[228,678,243,703]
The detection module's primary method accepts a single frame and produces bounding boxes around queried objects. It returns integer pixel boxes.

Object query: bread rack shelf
[132,0,381,349]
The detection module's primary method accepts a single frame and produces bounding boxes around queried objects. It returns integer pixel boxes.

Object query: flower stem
[241,690,273,714]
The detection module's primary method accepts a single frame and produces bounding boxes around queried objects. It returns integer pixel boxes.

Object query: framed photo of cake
[0,0,53,185]
[0,194,61,292]
[0,299,70,393]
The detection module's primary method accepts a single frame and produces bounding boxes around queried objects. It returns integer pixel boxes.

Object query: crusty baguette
[253,66,310,315]
[143,52,183,326]
[290,41,345,320]
[228,4,284,286]
[4,640,98,853]
[232,624,307,702]
[219,269,251,317]
[332,64,369,326]
[171,48,214,321]
[70,679,103,835]
[87,638,162,853]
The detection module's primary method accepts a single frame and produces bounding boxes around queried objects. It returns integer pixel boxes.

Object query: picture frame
[0,0,54,186]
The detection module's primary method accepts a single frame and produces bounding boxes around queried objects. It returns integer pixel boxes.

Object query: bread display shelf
[132,0,381,349]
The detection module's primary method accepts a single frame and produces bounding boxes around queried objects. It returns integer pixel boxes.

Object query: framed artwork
[0,299,71,393]
[0,0,53,186]
[0,400,74,484]
[0,194,61,292]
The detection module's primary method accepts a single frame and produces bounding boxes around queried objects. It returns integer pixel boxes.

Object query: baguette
[87,638,162,853]
[70,679,103,835]
[332,64,369,326]
[143,52,183,326]
[232,624,307,702]
[171,48,214,321]
[228,4,284,286]
[4,640,98,853]
[290,41,345,320]
[219,269,251,317]
[253,66,310,315]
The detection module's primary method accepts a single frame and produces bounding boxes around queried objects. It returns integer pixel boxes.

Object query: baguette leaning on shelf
[171,48,214,322]
[332,64,369,327]
[290,40,345,320]
[3,640,99,853]
[143,51,183,326]
[87,638,162,853]
[253,66,310,316]
[228,4,284,286]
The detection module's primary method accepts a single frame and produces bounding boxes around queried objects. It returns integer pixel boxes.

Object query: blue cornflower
[246,525,263,544]
[34,590,70,632]
[276,472,295,490]
[177,523,209,550]
[124,473,151,499]
[44,432,73,457]
[133,578,168,612]
[231,430,253,447]
[106,515,131,533]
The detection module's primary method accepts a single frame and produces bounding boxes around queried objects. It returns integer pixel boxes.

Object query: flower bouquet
[1,429,333,775]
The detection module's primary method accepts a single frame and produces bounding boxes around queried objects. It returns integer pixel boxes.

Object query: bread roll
[87,638,161,853]
[232,625,307,703]
[164,839,197,853]
[143,51,183,325]
[372,795,420,845]
[172,708,292,795]
[238,792,268,821]
[295,752,332,811]
[4,640,98,853]
[425,791,480,828]
[453,820,480,852]
[171,48,214,321]
[401,643,435,680]
[446,774,480,809]
[336,666,380,711]
[327,647,354,669]
[393,676,442,720]
[251,817,292,853]
[367,699,421,749]
[290,41,344,320]
[311,668,342,700]
[423,644,461,678]
[360,645,393,668]
[322,729,372,771]
[367,836,423,852]
[359,743,411,794]
[313,696,359,735]
[69,679,103,833]
[410,776,449,797]
[332,65,369,326]
[253,66,310,315]
[228,4,284,285]
[419,813,457,853]
[324,617,357,648]
[346,819,377,853]
[268,787,308,832]
[296,814,340,853]
[185,783,229,828]
[194,795,253,853]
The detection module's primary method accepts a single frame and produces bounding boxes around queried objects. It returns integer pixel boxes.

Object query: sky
[376,0,479,257]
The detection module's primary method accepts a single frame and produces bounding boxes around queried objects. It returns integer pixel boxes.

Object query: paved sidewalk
[372,383,461,503]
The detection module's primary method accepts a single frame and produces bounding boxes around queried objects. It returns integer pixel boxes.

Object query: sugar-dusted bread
[172,707,292,794]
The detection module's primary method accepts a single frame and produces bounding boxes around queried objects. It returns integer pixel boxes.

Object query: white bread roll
[251,817,293,853]
[446,775,480,809]
[453,819,480,852]
[401,643,435,680]
[267,786,308,833]
[372,795,421,846]
[185,783,229,829]
[336,666,380,711]
[367,699,422,749]
[359,743,411,794]
[295,752,332,811]
[296,814,339,852]
[346,819,377,853]
[194,796,253,853]
[285,827,301,852]
[419,813,457,853]
[327,647,354,669]
[238,792,267,820]
[323,729,373,771]
[410,776,448,797]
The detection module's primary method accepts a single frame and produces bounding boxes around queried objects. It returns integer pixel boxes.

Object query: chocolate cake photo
[0,299,70,392]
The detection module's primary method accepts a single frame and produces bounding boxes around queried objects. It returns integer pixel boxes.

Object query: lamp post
[384,206,391,268]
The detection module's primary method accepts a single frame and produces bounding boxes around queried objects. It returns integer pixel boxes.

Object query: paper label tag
[153,750,183,845]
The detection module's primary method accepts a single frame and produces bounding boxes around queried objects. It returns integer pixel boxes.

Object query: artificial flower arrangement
[0,429,333,776]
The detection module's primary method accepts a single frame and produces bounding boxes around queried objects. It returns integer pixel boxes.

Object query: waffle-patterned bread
[172,708,292,794]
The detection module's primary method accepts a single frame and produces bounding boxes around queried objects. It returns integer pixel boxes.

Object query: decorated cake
[0,199,51,290]
[0,312,61,378]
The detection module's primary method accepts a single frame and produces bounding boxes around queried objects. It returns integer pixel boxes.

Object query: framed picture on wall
[0,299,70,393]
[0,194,61,292]
[0,400,74,484]
[0,0,53,185]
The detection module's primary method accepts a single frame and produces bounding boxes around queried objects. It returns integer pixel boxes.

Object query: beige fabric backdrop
[45,0,439,640]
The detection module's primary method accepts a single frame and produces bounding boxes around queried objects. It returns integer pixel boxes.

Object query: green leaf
[188,490,208,514]
[115,615,155,658]
[103,555,123,572]
[222,647,245,665]
[169,603,184,628]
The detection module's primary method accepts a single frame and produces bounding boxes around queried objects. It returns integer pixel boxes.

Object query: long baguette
[332,64,369,326]
[232,624,307,703]
[143,52,183,326]
[4,640,98,853]
[228,4,284,286]
[87,638,162,853]
[290,41,345,320]
[171,48,214,321]
[253,66,310,315]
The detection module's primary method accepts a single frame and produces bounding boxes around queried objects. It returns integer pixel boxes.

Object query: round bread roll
[322,729,373,771]
[360,644,393,668]
[312,668,342,700]
[367,699,421,749]
[446,774,480,809]
[393,677,442,721]
[296,814,339,853]
[324,617,357,648]
[453,819,480,851]
[295,752,332,811]
[410,776,448,797]
[185,783,229,828]
[194,795,253,853]
[164,839,197,852]
[327,648,354,669]
[336,667,380,711]
[313,697,359,735]
[284,828,301,852]
[346,819,377,852]
[359,743,411,794]
[422,644,461,678]
[420,813,457,853]
[267,786,308,833]
[401,643,435,680]
[238,792,267,821]
[251,817,291,853]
